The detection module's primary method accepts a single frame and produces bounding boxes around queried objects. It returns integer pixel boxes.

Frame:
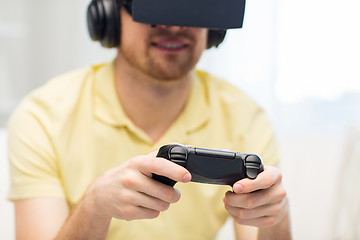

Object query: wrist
[54,191,112,240]
[258,198,292,240]
[82,186,113,222]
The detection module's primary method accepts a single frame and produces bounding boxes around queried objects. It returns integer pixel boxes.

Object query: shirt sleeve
[7,99,66,200]
[244,107,280,167]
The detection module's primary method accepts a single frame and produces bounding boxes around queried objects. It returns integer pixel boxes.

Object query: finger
[136,176,182,203]
[225,182,286,209]
[225,201,284,220]
[119,168,182,203]
[123,190,172,212]
[136,154,191,183]
[231,214,279,228]
[138,194,171,212]
[233,166,282,194]
[115,205,160,221]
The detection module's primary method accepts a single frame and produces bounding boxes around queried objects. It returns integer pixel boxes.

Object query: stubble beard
[120,29,205,81]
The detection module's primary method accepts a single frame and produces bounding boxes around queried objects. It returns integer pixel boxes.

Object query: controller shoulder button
[169,145,187,167]
[245,155,261,164]
[245,155,263,179]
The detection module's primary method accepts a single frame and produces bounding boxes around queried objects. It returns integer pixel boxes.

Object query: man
[8,1,291,239]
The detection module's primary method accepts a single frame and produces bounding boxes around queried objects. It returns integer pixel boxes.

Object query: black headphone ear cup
[207,30,227,49]
[87,0,105,41]
[87,0,120,48]
[101,0,120,48]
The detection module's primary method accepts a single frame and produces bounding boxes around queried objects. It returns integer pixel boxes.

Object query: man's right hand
[83,151,192,220]
[14,151,191,240]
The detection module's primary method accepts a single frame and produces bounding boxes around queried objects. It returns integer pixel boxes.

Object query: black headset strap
[121,0,132,14]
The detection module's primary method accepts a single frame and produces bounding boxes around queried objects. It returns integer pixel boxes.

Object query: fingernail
[233,183,243,193]
[182,173,191,182]
[175,188,181,197]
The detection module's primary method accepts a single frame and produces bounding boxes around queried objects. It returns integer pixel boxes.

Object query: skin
[13,7,291,240]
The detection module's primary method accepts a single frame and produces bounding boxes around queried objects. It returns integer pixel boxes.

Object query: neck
[113,56,193,143]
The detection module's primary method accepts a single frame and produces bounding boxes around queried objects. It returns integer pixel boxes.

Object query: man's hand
[223,166,289,231]
[83,151,191,221]
[52,151,192,240]
[15,152,192,240]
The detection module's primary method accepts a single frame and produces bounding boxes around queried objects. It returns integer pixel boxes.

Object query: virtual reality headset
[127,0,246,29]
[87,0,246,48]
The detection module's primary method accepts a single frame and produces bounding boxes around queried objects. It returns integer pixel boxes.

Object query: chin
[148,67,193,81]
[147,60,197,81]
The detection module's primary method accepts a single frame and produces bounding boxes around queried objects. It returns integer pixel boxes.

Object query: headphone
[87,0,227,49]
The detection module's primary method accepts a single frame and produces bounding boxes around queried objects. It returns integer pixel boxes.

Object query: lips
[151,38,189,52]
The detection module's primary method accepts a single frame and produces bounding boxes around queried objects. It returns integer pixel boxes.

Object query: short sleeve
[244,108,280,167]
[7,100,65,200]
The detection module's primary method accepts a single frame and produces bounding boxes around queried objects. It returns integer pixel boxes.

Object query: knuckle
[170,190,180,202]
[244,196,257,209]
[264,216,277,227]
[121,192,135,203]
[224,202,230,211]
[234,216,243,225]
[162,189,179,203]
[163,192,174,203]
[272,203,283,216]
[277,171,283,182]
[159,202,171,212]
[121,176,137,188]
[127,156,140,168]
[263,175,274,188]
[130,155,148,171]
[237,208,249,219]
[149,210,160,219]
[121,207,137,220]
[148,159,161,174]
[278,188,287,200]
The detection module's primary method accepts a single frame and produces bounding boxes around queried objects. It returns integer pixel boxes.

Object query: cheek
[120,11,149,49]
[196,29,208,50]
[121,27,149,57]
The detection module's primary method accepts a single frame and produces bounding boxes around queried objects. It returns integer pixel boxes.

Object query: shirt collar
[93,62,211,136]
[94,62,131,127]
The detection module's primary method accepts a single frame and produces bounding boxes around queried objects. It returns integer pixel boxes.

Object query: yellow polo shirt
[8,62,279,240]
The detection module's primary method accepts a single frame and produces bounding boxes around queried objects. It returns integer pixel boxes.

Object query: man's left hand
[224,166,289,228]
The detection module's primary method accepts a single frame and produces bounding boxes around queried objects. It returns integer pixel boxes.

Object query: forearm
[257,211,291,240]
[55,195,112,240]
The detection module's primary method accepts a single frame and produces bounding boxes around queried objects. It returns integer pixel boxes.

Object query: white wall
[275,0,360,237]
[0,0,116,126]
[198,0,278,122]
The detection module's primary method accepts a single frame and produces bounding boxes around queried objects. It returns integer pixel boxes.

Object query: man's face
[118,8,208,80]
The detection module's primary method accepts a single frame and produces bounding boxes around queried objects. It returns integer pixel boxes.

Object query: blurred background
[1,0,360,239]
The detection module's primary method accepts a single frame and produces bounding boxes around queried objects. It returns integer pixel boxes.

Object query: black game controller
[153,144,264,187]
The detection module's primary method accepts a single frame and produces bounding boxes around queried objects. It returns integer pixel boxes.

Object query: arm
[233,223,258,240]
[224,166,292,240]
[233,212,291,240]
[257,208,291,240]
[14,192,112,240]
[14,198,69,240]
[14,152,191,240]
[233,210,291,240]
